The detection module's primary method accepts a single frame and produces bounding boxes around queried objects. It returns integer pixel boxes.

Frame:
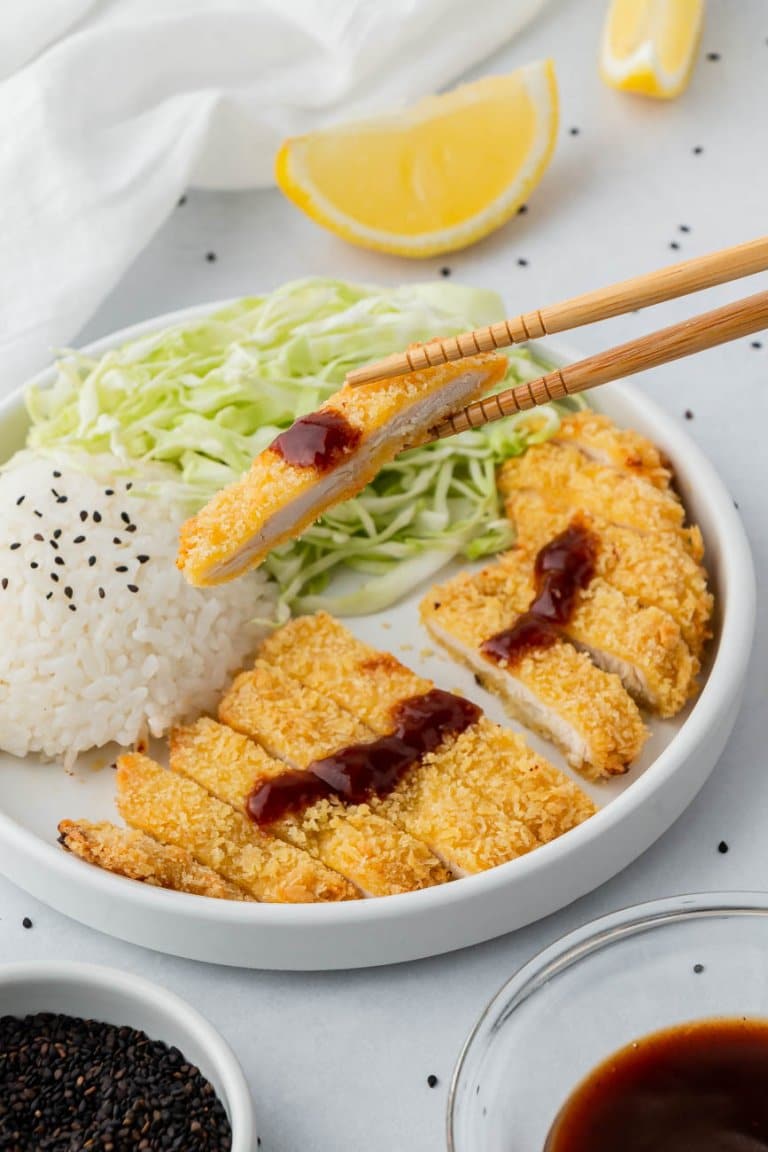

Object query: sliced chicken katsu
[510,496,712,655]
[477,547,698,716]
[498,441,701,553]
[170,717,451,897]
[258,612,596,842]
[219,659,544,876]
[554,411,672,488]
[116,753,358,903]
[58,819,252,901]
[420,567,647,778]
[178,353,506,586]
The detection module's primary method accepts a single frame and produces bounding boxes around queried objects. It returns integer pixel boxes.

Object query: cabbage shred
[26,278,576,615]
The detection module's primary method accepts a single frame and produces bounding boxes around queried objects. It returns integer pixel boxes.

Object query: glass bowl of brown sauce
[448,893,768,1152]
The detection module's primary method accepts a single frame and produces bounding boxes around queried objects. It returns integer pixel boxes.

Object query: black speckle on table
[693,146,704,155]
[679,224,691,233]
[206,251,217,263]
[670,241,681,250]
[440,267,451,277]
[684,409,694,420]
[718,840,729,854]
[706,52,721,62]
[22,917,32,929]
[693,963,705,974]
[751,341,762,350]
[517,257,529,267]
[518,204,528,215]
[569,126,580,136]
[178,194,187,207]
[427,1074,439,1088]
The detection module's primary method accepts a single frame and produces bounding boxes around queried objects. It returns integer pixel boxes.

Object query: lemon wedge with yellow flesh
[275,61,558,258]
[601,0,704,98]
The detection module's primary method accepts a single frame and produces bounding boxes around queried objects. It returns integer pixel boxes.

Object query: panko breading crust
[178,354,506,586]
[58,819,252,900]
[170,718,452,897]
[116,753,358,903]
[554,411,672,488]
[509,496,712,654]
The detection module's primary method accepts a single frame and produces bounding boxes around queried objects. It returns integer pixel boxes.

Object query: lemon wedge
[275,61,558,258]
[601,0,704,99]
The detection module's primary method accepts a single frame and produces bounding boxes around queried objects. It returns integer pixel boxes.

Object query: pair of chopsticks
[345,237,768,441]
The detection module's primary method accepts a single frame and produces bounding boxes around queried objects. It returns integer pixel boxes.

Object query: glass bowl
[448,892,768,1151]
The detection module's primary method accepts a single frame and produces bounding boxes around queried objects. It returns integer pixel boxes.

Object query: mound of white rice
[0,452,276,765]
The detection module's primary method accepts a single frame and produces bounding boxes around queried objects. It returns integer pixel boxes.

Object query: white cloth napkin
[0,0,546,391]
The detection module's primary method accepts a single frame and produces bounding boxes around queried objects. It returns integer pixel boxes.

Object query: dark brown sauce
[481,518,598,665]
[545,1018,768,1152]
[270,409,360,471]
[246,688,480,824]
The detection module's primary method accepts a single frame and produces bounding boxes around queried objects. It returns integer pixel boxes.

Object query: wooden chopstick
[427,288,768,441]
[345,236,768,388]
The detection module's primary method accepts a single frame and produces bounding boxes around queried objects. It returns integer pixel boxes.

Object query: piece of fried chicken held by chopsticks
[116,753,359,903]
[177,353,506,586]
[58,819,253,900]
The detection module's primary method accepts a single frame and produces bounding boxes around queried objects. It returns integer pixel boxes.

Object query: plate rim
[0,301,756,936]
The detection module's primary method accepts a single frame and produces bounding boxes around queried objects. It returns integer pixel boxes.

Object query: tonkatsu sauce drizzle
[482,518,598,665]
[545,1017,768,1152]
[270,409,360,471]
[246,688,480,824]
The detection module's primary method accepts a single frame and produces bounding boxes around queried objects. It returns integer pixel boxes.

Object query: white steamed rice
[0,452,277,765]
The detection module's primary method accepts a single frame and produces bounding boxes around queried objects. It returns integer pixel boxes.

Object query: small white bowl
[0,961,257,1152]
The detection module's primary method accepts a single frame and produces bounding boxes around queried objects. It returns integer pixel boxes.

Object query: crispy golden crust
[219,660,526,876]
[498,441,694,545]
[509,497,712,654]
[420,574,647,777]
[259,613,596,860]
[58,819,252,900]
[258,611,430,730]
[170,718,451,897]
[116,753,358,903]
[178,354,506,586]
[555,411,672,488]
[486,549,699,716]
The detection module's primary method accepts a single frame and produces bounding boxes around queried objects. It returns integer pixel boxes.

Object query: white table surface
[2,1,767,1148]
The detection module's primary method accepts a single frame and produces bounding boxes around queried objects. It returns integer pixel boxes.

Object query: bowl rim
[0,959,256,1150]
[0,300,756,932]
[446,890,768,1150]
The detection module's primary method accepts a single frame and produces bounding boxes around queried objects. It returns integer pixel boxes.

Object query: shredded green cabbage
[26,278,577,615]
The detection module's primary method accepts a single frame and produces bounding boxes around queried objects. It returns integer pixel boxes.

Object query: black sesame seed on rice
[10,542,20,551]
[126,482,133,490]
[53,529,62,539]
[93,510,102,522]
[121,511,131,524]
[68,604,77,613]
[57,495,68,503]
[98,587,105,599]
[1,579,7,591]
[137,555,150,564]
[113,536,122,545]
[64,587,73,600]
[116,565,128,573]
[45,591,53,600]
[79,510,88,521]
[88,556,96,567]
[105,488,115,495]
[33,533,44,542]
[54,556,65,567]
[73,535,85,544]
[127,584,139,593]
[30,562,38,570]
[49,540,58,550]
[50,573,59,583]
[15,495,24,506]
[126,523,137,532]
[34,510,42,518]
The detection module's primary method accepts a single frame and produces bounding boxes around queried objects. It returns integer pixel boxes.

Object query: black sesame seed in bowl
[0,962,258,1152]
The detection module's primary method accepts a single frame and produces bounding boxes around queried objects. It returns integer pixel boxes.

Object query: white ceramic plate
[0,306,755,970]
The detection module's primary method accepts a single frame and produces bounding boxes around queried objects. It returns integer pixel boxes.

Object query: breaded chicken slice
[116,753,358,903]
[420,577,647,778]
[220,660,540,876]
[259,613,596,841]
[170,718,451,897]
[58,819,252,900]
[178,354,506,586]
[509,497,712,655]
[498,441,699,551]
[554,411,672,488]
[485,549,699,716]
